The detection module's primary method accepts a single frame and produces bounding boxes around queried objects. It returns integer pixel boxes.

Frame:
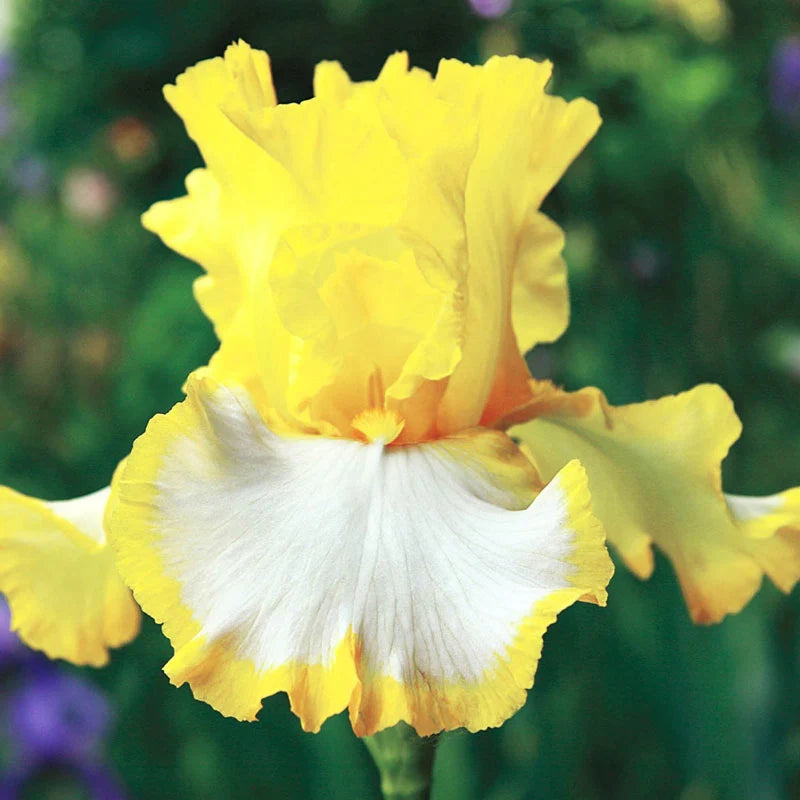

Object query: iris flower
[1,43,798,737]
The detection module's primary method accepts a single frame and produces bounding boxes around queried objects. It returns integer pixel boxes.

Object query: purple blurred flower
[0,53,12,138]
[0,597,28,669]
[0,103,11,137]
[468,0,512,19]
[77,763,127,800]
[7,668,112,764]
[770,36,800,122]
[628,241,668,284]
[12,156,50,196]
[0,54,12,86]
[0,763,125,800]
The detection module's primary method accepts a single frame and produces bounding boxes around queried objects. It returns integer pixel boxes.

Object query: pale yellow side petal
[723,489,800,602]
[109,373,612,735]
[509,380,800,623]
[0,486,140,665]
[726,489,800,538]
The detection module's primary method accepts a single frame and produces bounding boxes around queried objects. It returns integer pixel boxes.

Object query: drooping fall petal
[0,486,140,665]
[508,380,800,624]
[108,372,612,735]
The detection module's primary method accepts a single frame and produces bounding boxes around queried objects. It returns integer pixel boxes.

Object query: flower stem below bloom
[363,722,439,800]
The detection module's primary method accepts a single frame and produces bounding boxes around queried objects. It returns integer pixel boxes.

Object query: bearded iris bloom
[0,42,798,738]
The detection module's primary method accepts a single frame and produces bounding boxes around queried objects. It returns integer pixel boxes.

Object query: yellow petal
[511,212,570,352]
[313,60,353,104]
[143,41,297,342]
[0,485,140,665]
[147,46,601,445]
[509,380,800,623]
[108,373,612,735]
[726,489,800,538]
[223,64,408,227]
[143,169,241,335]
[163,39,276,174]
[260,223,462,441]
[434,57,601,433]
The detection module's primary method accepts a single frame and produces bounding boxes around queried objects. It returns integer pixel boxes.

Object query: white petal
[110,373,611,734]
[47,487,110,546]
[726,490,800,535]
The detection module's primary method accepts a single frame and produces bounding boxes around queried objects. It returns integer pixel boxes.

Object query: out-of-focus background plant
[0,0,798,798]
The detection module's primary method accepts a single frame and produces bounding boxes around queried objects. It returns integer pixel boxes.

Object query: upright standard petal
[507,381,800,623]
[433,56,600,432]
[0,485,140,665]
[142,41,297,344]
[143,169,240,335]
[108,373,612,736]
[145,46,601,445]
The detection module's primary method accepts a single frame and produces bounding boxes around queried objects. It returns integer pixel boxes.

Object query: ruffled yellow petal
[146,45,600,445]
[259,223,462,441]
[434,57,601,433]
[312,60,353,104]
[143,169,240,335]
[726,489,800,538]
[143,41,296,346]
[508,380,800,623]
[0,485,140,665]
[163,39,276,176]
[511,212,570,352]
[108,372,611,735]
[224,73,408,229]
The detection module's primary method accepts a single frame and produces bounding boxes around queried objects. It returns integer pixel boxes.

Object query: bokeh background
[0,0,799,797]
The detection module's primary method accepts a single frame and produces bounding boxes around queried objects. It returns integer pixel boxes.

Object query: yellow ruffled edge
[670,529,800,625]
[728,488,800,539]
[506,380,800,624]
[348,459,612,737]
[0,486,140,666]
[181,459,611,737]
[678,489,800,624]
[109,379,611,735]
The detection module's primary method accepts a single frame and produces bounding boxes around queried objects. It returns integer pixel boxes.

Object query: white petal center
[149,382,580,683]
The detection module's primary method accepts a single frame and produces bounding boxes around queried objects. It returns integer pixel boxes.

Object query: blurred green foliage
[0,0,799,798]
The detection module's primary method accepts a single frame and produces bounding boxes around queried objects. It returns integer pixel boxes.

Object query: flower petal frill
[109,372,611,735]
[506,380,800,624]
[0,485,140,665]
[142,42,601,442]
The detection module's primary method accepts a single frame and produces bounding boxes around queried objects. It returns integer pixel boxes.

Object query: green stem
[364,722,439,800]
